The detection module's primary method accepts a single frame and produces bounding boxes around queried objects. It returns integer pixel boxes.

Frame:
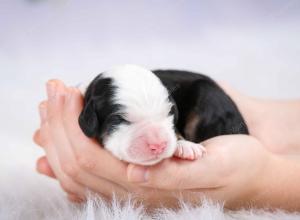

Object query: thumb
[127,160,183,190]
[127,159,218,190]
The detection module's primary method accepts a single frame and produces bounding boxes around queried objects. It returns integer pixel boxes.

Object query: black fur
[153,70,249,142]
[79,69,249,146]
[78,74,129,144]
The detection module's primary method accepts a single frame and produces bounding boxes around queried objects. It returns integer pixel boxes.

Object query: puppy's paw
[174,140,206,160]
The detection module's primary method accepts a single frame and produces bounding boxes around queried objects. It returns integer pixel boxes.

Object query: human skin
[221,83,300,155]
[33,80,300,211]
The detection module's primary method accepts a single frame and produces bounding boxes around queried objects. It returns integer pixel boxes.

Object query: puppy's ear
[168,95,179,124]
[79,99,99,137]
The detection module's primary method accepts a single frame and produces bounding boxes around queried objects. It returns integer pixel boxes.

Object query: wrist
[233,146,275,208]
[248,151,277,205]
[249,153,300,211]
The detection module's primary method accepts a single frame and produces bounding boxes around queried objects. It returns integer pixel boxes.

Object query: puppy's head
[79,65,178,165]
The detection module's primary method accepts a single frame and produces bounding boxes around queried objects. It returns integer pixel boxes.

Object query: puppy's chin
[124,155,167,166]
[121,147,176,165]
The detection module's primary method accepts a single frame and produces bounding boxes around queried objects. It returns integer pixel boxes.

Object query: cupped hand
[34,80,132,201]
[33,80,183,207]
[127,135,274,208]
[33,79,274,209]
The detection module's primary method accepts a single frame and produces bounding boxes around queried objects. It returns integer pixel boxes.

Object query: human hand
[33,79,274,209]
[34,80,130,202]
[127,134,274,208]
[36,87,269,207]
[220,82,300,154]
[33,80,184,207]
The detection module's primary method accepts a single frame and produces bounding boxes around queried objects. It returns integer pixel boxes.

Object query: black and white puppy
[78,65,248,165]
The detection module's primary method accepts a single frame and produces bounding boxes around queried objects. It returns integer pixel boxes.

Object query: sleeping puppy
[78,65,249,165]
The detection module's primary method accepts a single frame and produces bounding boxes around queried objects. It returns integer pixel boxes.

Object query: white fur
[103,64,172,120]
[97,65,177,165]
[105,116,176,165]
[175,140,206,160]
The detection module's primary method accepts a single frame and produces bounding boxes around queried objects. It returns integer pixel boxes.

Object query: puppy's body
[153,70,248,143]
[79,65,248,165]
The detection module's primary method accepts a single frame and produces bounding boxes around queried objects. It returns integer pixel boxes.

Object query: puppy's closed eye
[102,114,130,135]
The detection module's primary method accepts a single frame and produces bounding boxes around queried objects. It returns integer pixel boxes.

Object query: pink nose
[148,142,167,155]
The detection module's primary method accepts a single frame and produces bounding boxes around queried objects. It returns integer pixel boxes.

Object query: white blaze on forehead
[102,64,172,121]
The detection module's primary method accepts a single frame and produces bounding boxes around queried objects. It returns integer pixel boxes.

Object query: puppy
[78,65,248,165]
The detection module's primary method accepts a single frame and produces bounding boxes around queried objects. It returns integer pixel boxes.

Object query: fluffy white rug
[1,169,300,220]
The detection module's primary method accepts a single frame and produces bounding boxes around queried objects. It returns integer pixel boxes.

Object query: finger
[45,81,122,198]
[36,156,56,178]
[61,160,129,200]
[33,129,43,147]
[43,80,86,197]
[46,81,79,170]
[62,87,128,183]
[59,89,129,197]
[127,149,225,190]
[41,138,86,197]
[34,126,54,148]
[34,101,50,147]
[39,100,48,125]
[67,194,85,203]
[45,81,125,199]
[71,174,129,200]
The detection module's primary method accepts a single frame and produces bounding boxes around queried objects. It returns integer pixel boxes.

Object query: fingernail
[67,194,85,203]
[47,80,57,99]
[127,165,149,182]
